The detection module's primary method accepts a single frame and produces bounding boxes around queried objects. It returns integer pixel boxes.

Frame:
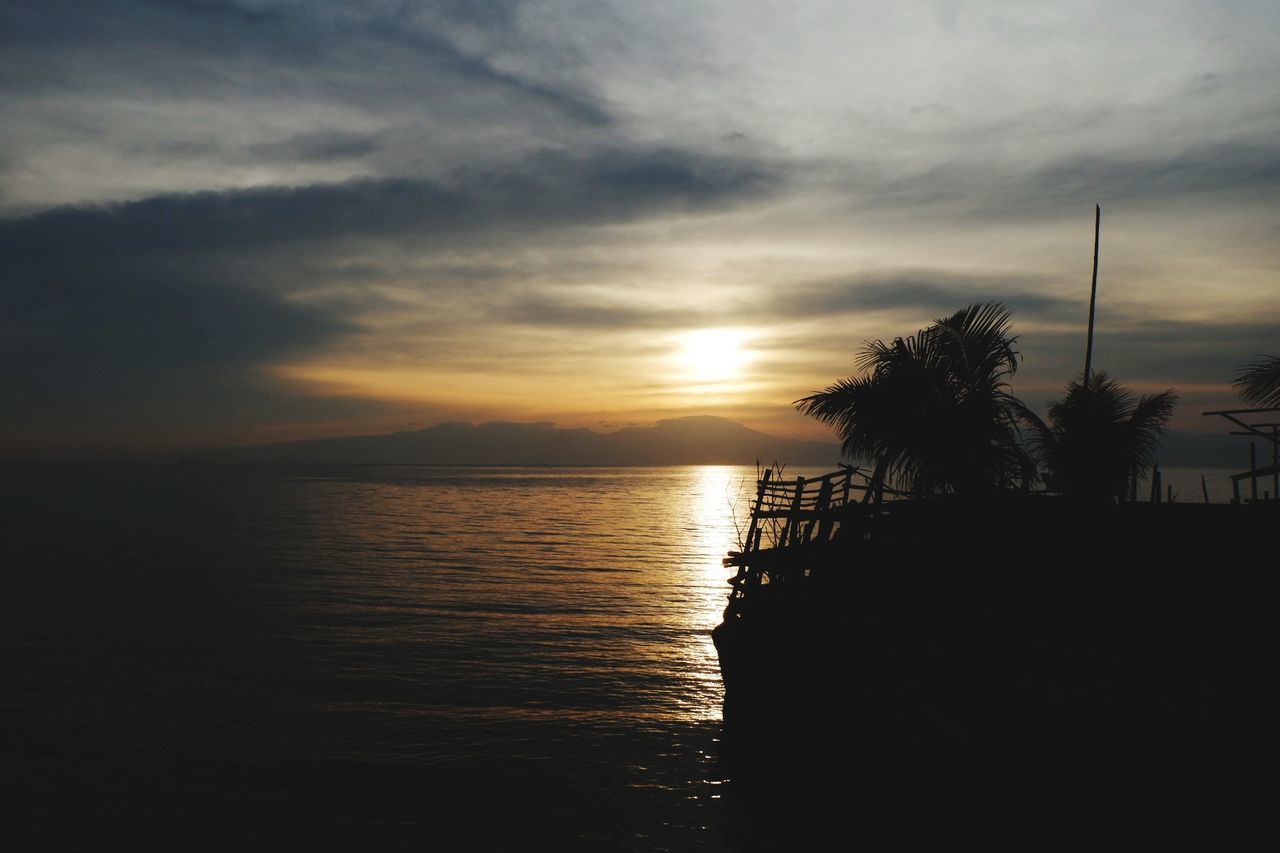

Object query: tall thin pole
[1273,426,1278,501]
[1250,441,1258,502]
[1083,204,1101,386]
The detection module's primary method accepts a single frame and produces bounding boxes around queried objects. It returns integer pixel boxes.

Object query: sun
[675,328,752,384]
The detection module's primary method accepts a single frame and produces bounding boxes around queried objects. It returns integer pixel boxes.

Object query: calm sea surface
[1,462,1247,848]
[3,464,832,850]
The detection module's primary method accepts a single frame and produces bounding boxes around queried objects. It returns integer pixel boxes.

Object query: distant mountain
[196,417,1245,468]
[201,415,844,466]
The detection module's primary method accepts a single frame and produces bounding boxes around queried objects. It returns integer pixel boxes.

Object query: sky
[3,0,1278,458]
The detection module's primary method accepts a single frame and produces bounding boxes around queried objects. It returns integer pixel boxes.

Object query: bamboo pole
[1083,204,1101,386]
[1250,441,1258,502]
[812,478,834,543]
[1273,426,1278,500]
[782,476,805,546]
[743,468,771,552]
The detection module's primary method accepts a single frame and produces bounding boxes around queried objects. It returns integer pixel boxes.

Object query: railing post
[1250,441,1258,502]
[863,458,887,505]
[742,468,771,553]
[812,478,835,543]
[781,476,805,546]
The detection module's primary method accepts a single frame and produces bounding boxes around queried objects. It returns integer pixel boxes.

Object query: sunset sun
[675,328,753,384]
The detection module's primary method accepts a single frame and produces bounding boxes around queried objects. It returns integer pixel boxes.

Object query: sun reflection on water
[689,465,751,620]
[668,465,757,723]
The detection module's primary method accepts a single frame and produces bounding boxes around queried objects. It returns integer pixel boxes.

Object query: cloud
[248,130,382,163]
[1029,141,1280,206]
[0,143,779,453]
[480,270,1088,336]
[0,0,626,211]
[491,298,690,330]
[1,148,775,262]
[0,261,355,441]
[0,0,608,125]
[819,138,1280,224]
[1086,320,1280,385]
[0,274,381,457]
[772,274,1077,324]
[3,271,347,379]
[2,2,1277,454]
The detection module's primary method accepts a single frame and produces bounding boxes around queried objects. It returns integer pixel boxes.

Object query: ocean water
[2,462,1252,849]
[2,464,817,850]
[1162,465,1268,503]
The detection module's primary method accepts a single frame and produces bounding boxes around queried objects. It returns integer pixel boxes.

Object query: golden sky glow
[2,3,1277,456]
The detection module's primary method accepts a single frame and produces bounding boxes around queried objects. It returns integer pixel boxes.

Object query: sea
[0,463,1246,849]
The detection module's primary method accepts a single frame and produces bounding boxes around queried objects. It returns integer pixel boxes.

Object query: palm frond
[1012,398,1055,460]
[795,302,1030,495]
[1028,370,1177,501]
[932,302,1020,385]
[1234,355,1280,408]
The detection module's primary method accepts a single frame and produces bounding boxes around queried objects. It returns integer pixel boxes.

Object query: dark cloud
[0,144,777,452]
[4,370,423,459]
[1,148,775,263]
[0,0,608,125]
[1,266,351,420]
[1085,320,1280,385]
[2,3,1275,455]
[991,319,1280,424]
[772,273,1078,323]
[769,287,1276,417]
[0,265,363,454]
[830,139,1280,220]
[493,298,693,330]
[3,272,346,379]
[1030,141,1280,205]
[131,138,222,158]
[0,180,464,262]
[248,130,381,163]
[357,13,610,126]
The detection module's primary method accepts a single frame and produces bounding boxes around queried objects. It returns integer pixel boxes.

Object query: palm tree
[1234,355,1280,408]
[795,302,1029,495]
[1018,372,1176,502]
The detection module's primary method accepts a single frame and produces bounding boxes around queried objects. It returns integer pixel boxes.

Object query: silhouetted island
[198,415,840,466]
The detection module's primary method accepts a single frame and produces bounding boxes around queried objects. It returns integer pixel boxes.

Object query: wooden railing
[1203,406,1280,503]
[723,466,886,612]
